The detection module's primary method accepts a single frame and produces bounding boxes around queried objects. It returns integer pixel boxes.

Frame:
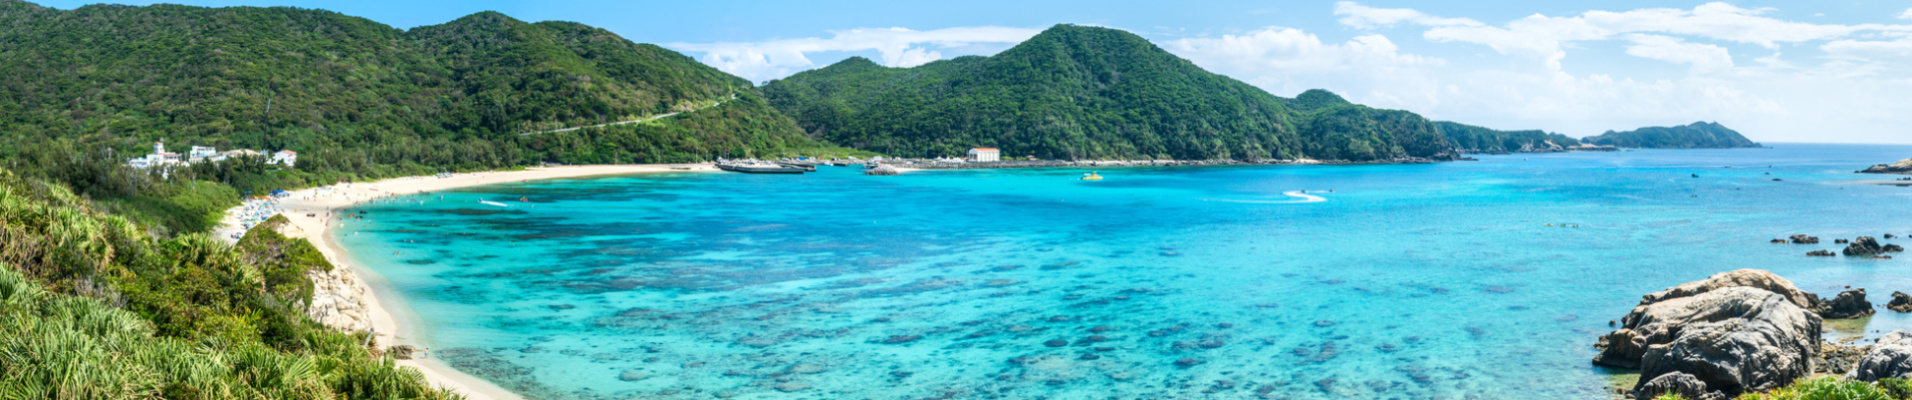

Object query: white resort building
[270,150,298,167]
[967,147,1000,162]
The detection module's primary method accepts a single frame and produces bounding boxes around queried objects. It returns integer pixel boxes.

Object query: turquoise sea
[337,144,1912,400]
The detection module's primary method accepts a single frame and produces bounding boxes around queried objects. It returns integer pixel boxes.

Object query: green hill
[0,1,838,185]
[762,24,1457,162]
[1580,121,1759,149]
[1435,121,1581,154]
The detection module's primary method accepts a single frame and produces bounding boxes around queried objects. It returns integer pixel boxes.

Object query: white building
[189,146,217,161]
[270,150,298,167]
[129,141,182,169]
[967,147,1000,162]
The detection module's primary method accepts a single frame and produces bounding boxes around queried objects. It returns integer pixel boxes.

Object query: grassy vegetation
[0,169,453,398]
[1650,377,1912,400]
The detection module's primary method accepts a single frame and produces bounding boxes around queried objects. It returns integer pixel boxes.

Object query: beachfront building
[967,147,1000,162]
[270,150,298,167]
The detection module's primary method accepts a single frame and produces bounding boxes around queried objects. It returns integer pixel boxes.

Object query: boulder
[1769,239,1788,244]
[1821,341,1871,375]
[1593,270,1823,398]
[1837,239,1850,244]
[1808,250,1837,257]
[388,345,417,360]
[1845,237,1887,256]
[1630,287,1821,396]
[1889,292,1912,313]
[1849,331,1912,382]
[1789,234,1820,244]
[1633,269,1820,311]
[865,165,900,176]
[1819,288,1875,319]
[1635,372,1725,400]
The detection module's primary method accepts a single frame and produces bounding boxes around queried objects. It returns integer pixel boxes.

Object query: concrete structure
[271,150,298,167]
[129,141,182,169]
[967,147,1000,162]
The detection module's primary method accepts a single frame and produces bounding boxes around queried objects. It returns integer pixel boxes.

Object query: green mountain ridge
[1434,121,1582,154]
[1580,121,1758,149]
[0,0,832,181]
[762,24,1457,162]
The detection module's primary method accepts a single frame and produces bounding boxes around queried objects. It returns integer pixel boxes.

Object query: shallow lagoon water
[338,144,1912,400]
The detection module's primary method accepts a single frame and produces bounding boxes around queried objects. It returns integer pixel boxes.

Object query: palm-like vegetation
[0,169,455,399]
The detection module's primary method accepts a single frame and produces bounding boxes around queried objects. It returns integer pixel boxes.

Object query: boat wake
[479,200,509,207]
[1202,190,1329,204]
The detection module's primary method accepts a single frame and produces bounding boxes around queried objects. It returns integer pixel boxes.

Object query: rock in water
[865,165,900,176]
[1849,331,1912,382]
[1818,288,1875,319]
[1844,237,1886,256]
[1593,270,1821,398]
[618,369,650,381]
[1889,292,1912,313]
[1858,158,1912,174]
[1635,372,1725,400]
[1789,234,1820,244]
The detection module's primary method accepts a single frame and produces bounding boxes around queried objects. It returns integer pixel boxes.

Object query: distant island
[1434,121,1613,154]
[762,24,1457,163]
[1579,121,1760,149]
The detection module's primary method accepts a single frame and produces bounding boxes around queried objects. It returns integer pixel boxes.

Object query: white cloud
[669,26,1041,82]
[1165,27,1442,75]
[1621,34,1734,71]
[1332,2,1481,29]
[1901,8,1912,20]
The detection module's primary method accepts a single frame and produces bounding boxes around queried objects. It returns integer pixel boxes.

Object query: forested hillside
[762,24,1457,162]
[1435,121,1581,153]
[1580,121,1759,149]
[0,0,853,232]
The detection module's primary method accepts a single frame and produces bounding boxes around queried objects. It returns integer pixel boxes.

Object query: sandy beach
[218,164,716,400]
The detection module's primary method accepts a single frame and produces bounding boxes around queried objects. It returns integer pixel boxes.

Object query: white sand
[230,164,717,400]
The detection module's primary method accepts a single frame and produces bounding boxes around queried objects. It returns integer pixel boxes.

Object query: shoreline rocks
[1848,331,1912,382]
[1858,158,1912,175]
[1819,288,1875,319]
[1889,292,1912,313]
[1843,237,1904,257]
[1594,269,1822,399]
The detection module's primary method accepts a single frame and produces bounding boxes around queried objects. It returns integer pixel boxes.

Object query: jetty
[716,162,807,174]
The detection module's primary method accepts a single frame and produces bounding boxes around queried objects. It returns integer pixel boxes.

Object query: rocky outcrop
[1632,269,1820,311]
[865,164,900,175]
[1849,331,1912,382]
[1858,158,1912,175]
[1890,292,1912,313]
[1594,270,1823,399]
[1808,250,1837,257]
[1844,237,1904,257]
[266,220,374,333]
[1790,234,1820,244]
[1636,372,1725,400]
[1819,288,1875,319]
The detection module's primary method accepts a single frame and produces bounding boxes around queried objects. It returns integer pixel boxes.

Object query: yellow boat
[1081,172,1103,181]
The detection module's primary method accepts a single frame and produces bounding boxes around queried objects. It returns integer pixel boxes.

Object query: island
[1579,121,1760,149]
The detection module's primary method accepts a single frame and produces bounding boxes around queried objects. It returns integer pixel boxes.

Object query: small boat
[1080,172,1103,181]
[479,200,509,207]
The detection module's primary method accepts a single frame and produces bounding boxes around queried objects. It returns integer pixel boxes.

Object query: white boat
[479,200,508,207]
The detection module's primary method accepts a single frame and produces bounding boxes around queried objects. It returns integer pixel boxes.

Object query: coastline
[862,156,1453,172]
[220,164,718,400]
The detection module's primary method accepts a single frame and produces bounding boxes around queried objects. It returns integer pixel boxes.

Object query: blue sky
[36,0,1912,143]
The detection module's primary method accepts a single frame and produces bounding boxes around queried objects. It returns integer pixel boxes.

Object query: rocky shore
[1859,158,1912,175]
[1595,269,1912,400]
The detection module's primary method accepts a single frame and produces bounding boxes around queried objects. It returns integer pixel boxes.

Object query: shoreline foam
[218,164,718,400]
